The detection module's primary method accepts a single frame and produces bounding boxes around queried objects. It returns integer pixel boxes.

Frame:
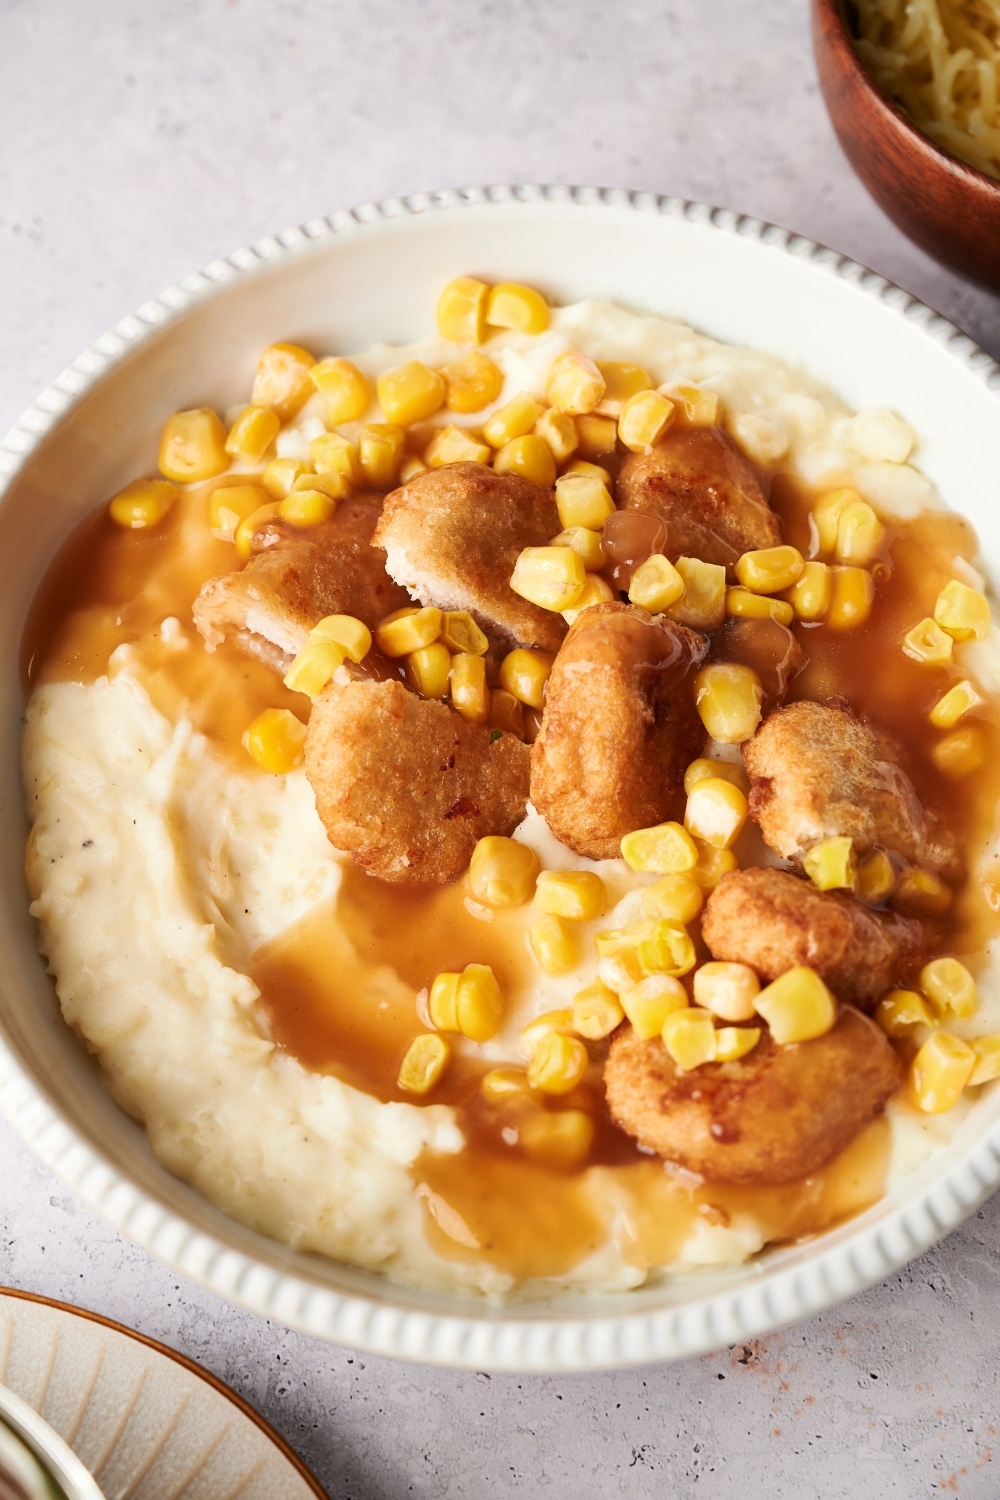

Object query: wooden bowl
[812,0,1000,289]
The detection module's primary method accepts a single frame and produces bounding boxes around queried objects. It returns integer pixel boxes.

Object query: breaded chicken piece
[744,699,961,878]
[530,602,708,861]
[605,1007,901,1185]
[616,427,781,570]
[305,677,530,883]
[372,463,566,653]
[193,495,409,671]
[701,867,924,1009]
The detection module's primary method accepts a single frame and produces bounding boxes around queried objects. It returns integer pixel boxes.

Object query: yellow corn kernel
[534,870,607,922]
[909,1031,975,1113]
[282,639,345,697]
[489,688,526,738]
[637,920,697,978]
[835,499,885,565]
[481,1066,534,1105]
[406,642,452,699]
[437,276,489,344]
[234,501,282,560]
[684,777,748,850]
[621,821,699,875]
[734,545,804,595]
[575,414,618,460]
[714,1026,762,1062]
[594,919,656,958]
[665,557,726,630]
[921,957,978,1019]
[457,963,505,1042]
[620,975,689,1039]
[930,680,984,729]
[812,487,859,555]
[376,606,443,657]
[934,580,991,642]
[450,651,490,723]
[902,617,954,666]
[668,385,720,428]
[262,457,312,499]
[683,758,746,795]
[552,473,614,533]
[109,478,178,530]
[593,361,653,417]
[572,981,625,1040]
[309,357,371,422]
[726,587,795,626]
[498,648,553,708]
[225,405,281,464]
[856,849,896,905]
[551,526,606,572]
[527,1031,589,1095]
[534,407,579,464]
[803,835,856,892]
[158,408,229,483]
[483,392,546,449]
[469,836,540,908]
[874,988,934,1038]
[309,614,371,662]
[661,1009,718,1071]
[562,573,615,625]
[242,707,307,773]
[598,950,647,996]
[424,424,492,467]
[442,352,504,414]
[933,726,987,778]
[441,610,488,656]
[784,560,832,622]
[494,434,558,488]
[294,470,352,504]
[486,281,550,334]
[641,874,704,925]
[629,554,686,613]
[518,1109,594,1170]
[208,483,269,539]
[358,424,406,489]
[399,455,429,484]
[969,1036,1000,1087]
[397,1033,450,1095]
[428,971,461,1030]
[376,360,446,426]
[827,566,875,630]
[693,662,763,742]
[692,839,739,891]
[892,866,952,915]
[310,432,362,484]
[754,966,837,1045]
[519,1008,576,1059]
[693,961,760,1022]
[251,342,316,421]
[617,390,676,453]
[528,915,576,975]
[278,489,337,527]
[546,352,606,416]
[510,546,586,612]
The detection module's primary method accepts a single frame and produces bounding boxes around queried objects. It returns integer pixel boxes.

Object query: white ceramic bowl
[2,185,999,1373]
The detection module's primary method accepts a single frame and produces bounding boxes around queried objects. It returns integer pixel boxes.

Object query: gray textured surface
[2,1,1000,1495]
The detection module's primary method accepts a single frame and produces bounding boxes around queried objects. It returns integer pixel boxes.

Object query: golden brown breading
[604,1008,902,1185]
[701,867,924,1009]
[744,698,961,877]
[530,602,708,861]
[616,427,781,569]
[372,463,566,652]
[305,677,530,883]
[193,495,409,671]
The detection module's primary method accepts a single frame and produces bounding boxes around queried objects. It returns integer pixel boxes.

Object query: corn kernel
[109,478,178,530]
[457,963,505,1042]
[835,499,885,565]
[519,1008,576,1059]
[450,651,490,722]
[620,975,689,1039]
[629,554,686,613]
[856,849,896,905]
[683,758,746,795]
[668,385,720,428]
[510,546,586,612]
[251,343,316,421]
[528,915,576,975]
[694,961,760,1022]
[902,617,954,666]
[784,560,832,622]
[933,726,988,778]
[969,1036,1000,1087]
[358,424,406,489]
[641,873,704,925]
[534,870,607,922]
[551,526,606,571]
[527,1031,589,1095]
[735,545,804,595]
[441,610,488,656]
[564,457,613,485]
[397,1033,450,1094]
[486,281,550,334]
[481,1066,533,1104]
[546,351,606,415]
[909,1031,975,1113]
[225,405,280,464]
[424,425,491,467]
[309,357,371,422]
[469,836,540,907]
[399,455,429,484]
[598,950,647,995]
[406,642,452,698]
[812,487,859,555]
[376,606,442,657]
[159,408,229,483]
[498,648,553,708]
[875,988,934,1038]
[208,483,269,539]
[489,688,526,738]
[692,840,739,891]
[934,580,990,642]
[310,432,362,484]
[234,502,282,560]
[726,587,795,626]
[665,557,726,630]
[575,414,618,459]
[428,971,461,1031]
[518,1109,594,1169]
[754,966,837,1044]
[827,566,875,630]
[278,489,337,527]
[803,835,856,892]
[572,981,625,1040]
[684,777,748,850]
[714,1026,762,1062]
[282,639,345,697]
[494,433,558,488]
[694,662,763,742]
[309,614,372,662]
[892,866,952,915]
[243,707,307,773]
[262,457,312,499]
[376,360,446,427]
[921,957,978,1019]
[621,821,699,875]
[637,920,697,978]
[930,680,984,729]
[661,1009,718,1071]
[562,573,615,625]
[618,390,676,453]
[437,276,489,344]
[594,919,656,958]
[442,352,504,414]
[294,469,352,503]
[534,407,579,464]
[484,392,546,449]
[595,361,653,417]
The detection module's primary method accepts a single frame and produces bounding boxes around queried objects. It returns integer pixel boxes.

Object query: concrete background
[2,1,1000,1495]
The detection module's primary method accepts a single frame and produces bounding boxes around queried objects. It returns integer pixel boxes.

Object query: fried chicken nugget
[701,867,924,1009]
[372,463,566,652]
[530,602,708,861]
[305,677,530,883]
[605,1007,902,1185]
[616,427,781,569]
[744,699,961,877]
